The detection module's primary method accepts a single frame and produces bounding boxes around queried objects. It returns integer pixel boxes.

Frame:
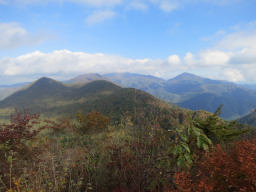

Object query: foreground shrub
[76,110,110,133]
[0,110,46,191]
[173,136,256,192]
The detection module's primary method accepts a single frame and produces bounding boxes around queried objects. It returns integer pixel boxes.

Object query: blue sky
[0,0,256,84]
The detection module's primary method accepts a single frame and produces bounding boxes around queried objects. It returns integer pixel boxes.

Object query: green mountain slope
[0,77,191,129]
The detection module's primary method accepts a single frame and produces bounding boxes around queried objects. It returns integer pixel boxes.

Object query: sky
[0,0,256,84]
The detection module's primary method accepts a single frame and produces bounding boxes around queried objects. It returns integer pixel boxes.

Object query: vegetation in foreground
[0,107,254,192]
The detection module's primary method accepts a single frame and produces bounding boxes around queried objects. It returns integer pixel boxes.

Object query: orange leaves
[173,136,256,192]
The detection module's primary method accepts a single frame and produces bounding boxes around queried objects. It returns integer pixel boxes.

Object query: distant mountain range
[1,72,256,120]
[0,77,190,129]
[66,73,109,86]
[0,82,29,101]
[103,72,256,120]
[239,111,256,127]
[239,84,256,90]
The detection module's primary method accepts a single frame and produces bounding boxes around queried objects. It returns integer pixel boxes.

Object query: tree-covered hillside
[0,77,191,129]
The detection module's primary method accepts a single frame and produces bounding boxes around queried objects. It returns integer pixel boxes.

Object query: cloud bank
[0,42,255,84]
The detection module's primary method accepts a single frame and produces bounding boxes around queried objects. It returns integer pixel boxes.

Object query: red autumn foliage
[172,136,256,192]
[0,110,46,186]
[0,110,44,151]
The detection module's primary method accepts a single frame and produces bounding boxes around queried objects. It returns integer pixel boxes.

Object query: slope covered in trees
[0,77,192,129]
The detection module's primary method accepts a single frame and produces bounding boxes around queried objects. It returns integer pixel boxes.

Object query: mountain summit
[171,72,206,81]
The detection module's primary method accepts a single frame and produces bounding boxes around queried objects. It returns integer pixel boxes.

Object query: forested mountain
[0,77,190,128]
[1,72,256,120]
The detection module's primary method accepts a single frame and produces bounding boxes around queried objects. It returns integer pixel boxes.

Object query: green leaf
[181,142,190,153]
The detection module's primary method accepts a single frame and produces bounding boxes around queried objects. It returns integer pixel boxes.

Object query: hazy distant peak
[75,73,103,79]
[67,73,108,85]
[172,72,205,81]
[104,72,165,81]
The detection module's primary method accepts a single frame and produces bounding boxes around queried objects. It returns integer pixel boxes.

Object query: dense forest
[0,105,254,192]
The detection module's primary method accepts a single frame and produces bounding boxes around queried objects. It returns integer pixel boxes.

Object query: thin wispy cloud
[0,22,45,49]
[1,0,237,11]
[85,10,116,25]
[127,1,148,11]
[0,0,7,4]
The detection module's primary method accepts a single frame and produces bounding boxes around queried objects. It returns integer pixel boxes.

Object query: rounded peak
[29,77,65,89]
[67,73,108,85]
[37,76,55,82]
[82,79,120,88]
[173,72,202,80]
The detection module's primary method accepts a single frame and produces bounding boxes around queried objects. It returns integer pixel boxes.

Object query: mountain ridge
[1,72,256,120]
[0,77,191,130]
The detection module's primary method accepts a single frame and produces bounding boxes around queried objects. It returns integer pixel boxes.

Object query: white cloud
[168,54,181,65]
[184,52,195,66]
[0,22,44,49]
[230,48,256,65]
[150,0,179,12]
[128,1,148,11]
[0,50,160,77]
[159,1,178,12]
[222,68,244,82]
[85,10,116,25]
[216,31,256,50]
[198,50,231,66]
[0,45,255,84]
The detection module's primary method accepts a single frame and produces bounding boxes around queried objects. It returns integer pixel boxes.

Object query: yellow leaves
[13,178,21,187]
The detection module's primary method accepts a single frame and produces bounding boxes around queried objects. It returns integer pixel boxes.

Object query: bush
[173,136,256,192]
